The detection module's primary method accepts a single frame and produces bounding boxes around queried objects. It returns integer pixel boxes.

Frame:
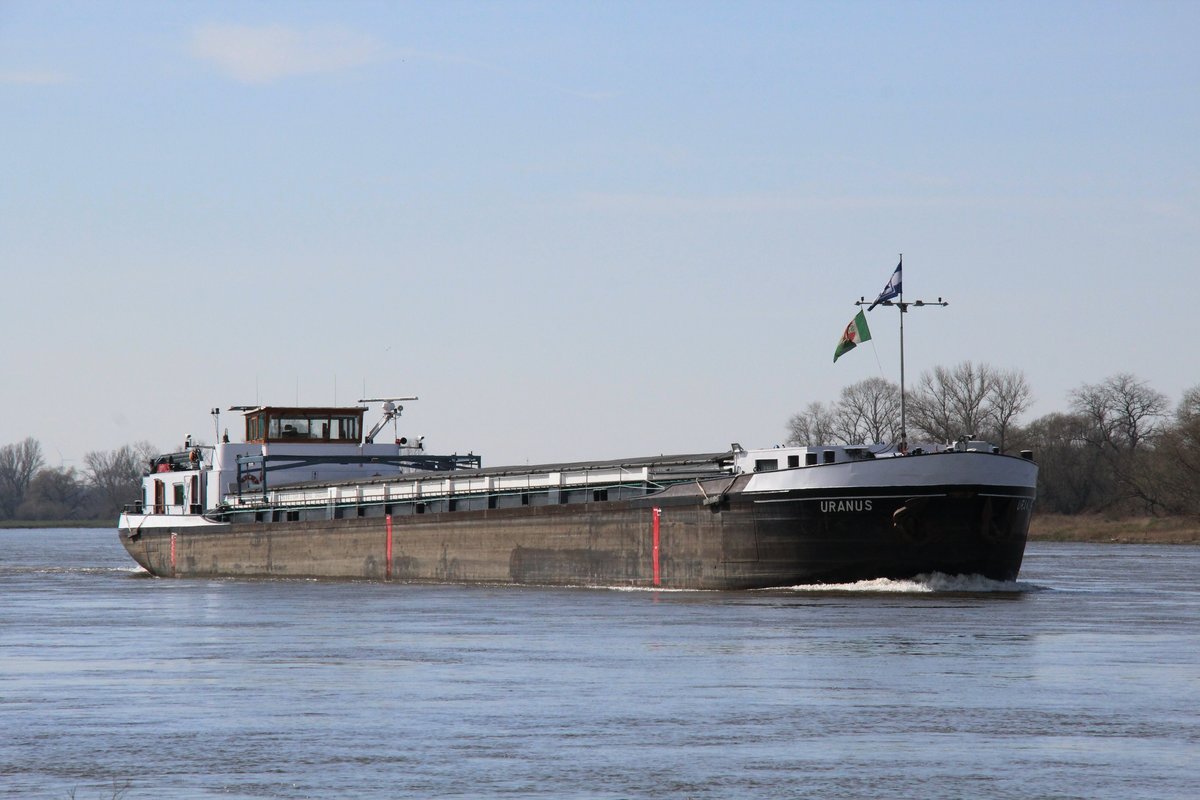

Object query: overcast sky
[1,1,1197,468]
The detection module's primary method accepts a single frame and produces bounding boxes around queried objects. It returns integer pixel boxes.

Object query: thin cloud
[190,24,383,84]
[579,192,913,214]
[577,190,1158,216]
[380,46,616,101]
[0,70,70,85]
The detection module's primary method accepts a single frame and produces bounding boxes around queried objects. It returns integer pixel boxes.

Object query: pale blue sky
[2,1,1197,467]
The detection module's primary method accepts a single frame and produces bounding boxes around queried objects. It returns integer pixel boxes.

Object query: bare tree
[787,380,902,446]
[907,368,957,443]
[833,377,901,444]
[988,368,1033,452]
[1152,385,1200,513]
[1070,373,1168,452]
[17,466,87,520]
[84,441,157,518]
[909,361,994,442]
[1069,374,1169,513]
[786,401,839,446]
[1015,412,1109,514]
[1178,385,1200,422]
[907,362,1032,448]
[0,437,45,519]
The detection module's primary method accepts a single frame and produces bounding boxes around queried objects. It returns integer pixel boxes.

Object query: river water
[1,529,1197,799]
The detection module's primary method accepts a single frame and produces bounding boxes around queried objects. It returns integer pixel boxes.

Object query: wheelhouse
[242,406,365,444]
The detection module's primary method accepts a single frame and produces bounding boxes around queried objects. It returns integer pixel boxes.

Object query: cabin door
[153,480,165,514]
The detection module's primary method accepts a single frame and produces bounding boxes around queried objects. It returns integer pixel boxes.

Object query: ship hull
[120,460,1034,589]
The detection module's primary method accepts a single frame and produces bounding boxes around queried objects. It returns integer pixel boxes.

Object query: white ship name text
[819,499,873,513]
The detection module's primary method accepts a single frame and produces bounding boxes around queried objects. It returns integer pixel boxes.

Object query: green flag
[834,310,872,362]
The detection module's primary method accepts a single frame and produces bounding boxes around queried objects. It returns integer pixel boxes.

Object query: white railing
[223,464,658,510]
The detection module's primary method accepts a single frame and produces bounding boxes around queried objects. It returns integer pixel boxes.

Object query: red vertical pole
[652,507,661,586]
[385,514,393,580]
[170,532,177,577]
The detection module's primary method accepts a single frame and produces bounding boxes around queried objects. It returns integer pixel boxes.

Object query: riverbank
[1029,513,1200,544]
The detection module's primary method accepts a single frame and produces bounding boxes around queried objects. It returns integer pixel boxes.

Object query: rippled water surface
[2,529,1198,799]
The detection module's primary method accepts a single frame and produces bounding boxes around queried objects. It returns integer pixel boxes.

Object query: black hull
[120,479,1033,590]
[745,488,1030,585]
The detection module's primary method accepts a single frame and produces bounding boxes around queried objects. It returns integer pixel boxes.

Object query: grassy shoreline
[1029,513,1200,544]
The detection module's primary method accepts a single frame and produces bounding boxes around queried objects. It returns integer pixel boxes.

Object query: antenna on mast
[856,254,948,451]
[360,396,420,444]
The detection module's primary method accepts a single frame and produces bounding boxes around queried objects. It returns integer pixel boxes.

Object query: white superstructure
[125,403,474,523]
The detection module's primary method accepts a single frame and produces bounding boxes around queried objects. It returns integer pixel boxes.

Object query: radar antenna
[360,396,419,444]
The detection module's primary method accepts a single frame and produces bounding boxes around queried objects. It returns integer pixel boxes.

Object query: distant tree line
[5,367,1198,522]
[0,439,157,523]
[787,363,1200,517]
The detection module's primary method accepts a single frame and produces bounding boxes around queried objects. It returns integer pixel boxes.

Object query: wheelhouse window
[274,417,312,439]
[246,413,266,441]
[335,416,360,441]
[243,407,366,444]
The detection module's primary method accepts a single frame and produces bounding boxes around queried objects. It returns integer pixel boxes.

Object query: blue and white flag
[867,261,902,311]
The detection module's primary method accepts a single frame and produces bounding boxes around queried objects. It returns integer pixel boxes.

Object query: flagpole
[898,253,905,450]
[855,254,946,452]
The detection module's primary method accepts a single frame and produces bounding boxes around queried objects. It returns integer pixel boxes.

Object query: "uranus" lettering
[819,499,873,513]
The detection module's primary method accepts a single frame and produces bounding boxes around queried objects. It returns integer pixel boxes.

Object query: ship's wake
[591,573,1042,594]
[782,572,1041,594]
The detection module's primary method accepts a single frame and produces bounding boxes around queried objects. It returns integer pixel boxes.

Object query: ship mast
[856,254,947,450]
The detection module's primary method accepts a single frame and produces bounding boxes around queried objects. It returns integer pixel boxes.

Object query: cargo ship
[117,399,1038,589]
